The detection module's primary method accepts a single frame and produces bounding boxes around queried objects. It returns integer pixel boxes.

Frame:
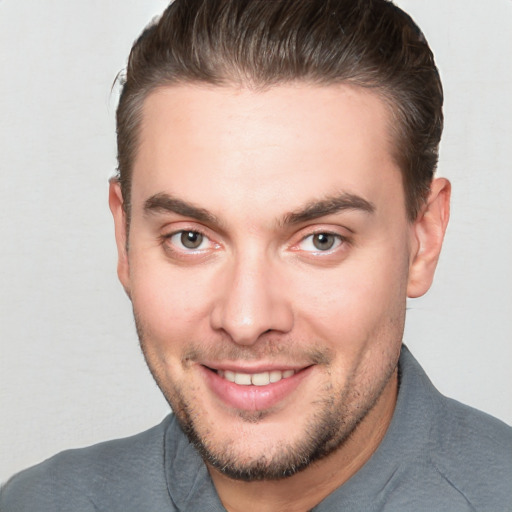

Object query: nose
[210,254,294,346]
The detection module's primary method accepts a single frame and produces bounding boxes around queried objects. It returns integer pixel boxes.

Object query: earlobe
[108,179,131,296]
[407,178,451,298]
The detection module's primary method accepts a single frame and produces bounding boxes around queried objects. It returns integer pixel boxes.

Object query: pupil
[313,233,334,250]
[181,231,202,249]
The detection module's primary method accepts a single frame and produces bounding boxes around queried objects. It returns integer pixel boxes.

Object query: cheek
[129,259,215,345]
[293,245,409,352]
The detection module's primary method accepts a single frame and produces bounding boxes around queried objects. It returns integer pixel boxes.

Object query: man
[1,0,511,510]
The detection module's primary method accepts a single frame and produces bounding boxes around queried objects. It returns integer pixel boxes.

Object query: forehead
[132,83,402,219]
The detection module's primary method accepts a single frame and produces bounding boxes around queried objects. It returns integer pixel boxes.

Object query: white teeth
[223,370,236,383]
[251,372,270,386]
[269,370,283,383]
[234,373,252,385]
[217,369,296,386]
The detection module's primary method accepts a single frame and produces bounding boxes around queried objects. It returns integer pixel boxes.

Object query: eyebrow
[282,193,375,225]
[144,193,219,225]
[143,191,375,228]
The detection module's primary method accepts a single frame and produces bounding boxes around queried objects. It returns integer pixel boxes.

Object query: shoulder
[393,346,512,510]
[429,393,512,509]
[400,346,511,459]
[0,416,176,512]
[435,393,511,454]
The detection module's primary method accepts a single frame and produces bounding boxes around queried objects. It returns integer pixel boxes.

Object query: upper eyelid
[302,227,348,236]
[302,231,346,240]
[161,223,212,239]
[296,221,355,235]
[293,225,352,242]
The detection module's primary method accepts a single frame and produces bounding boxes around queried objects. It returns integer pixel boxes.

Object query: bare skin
[109,84,450,511]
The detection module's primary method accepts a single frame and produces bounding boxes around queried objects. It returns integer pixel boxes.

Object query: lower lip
[200,365,313,412]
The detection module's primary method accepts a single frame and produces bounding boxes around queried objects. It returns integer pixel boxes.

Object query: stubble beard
[135,315,400,482]
[172,382,368,481]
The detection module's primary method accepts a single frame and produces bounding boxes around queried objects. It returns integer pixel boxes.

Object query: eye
[298,232,344,252]
[168,230,210,251]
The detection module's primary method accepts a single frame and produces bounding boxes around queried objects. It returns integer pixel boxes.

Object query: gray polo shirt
[1,346,511,511]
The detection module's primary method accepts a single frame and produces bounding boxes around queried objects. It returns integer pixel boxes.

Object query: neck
[208,370,398,512]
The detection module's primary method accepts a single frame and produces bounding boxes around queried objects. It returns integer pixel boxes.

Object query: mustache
[181,341,333,366]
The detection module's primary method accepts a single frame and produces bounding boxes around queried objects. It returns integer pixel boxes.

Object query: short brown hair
[116,0,443,221]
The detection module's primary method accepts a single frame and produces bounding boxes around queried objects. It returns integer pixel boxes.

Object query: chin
[164,377,378,482]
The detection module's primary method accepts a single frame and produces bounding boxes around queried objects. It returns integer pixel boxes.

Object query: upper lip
[201,362,312,373]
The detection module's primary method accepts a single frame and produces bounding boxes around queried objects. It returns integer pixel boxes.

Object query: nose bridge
[211,245,293,345]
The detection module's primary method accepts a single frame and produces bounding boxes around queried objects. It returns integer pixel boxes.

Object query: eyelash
[160,228,215,255]
[160,227,349,259]
[295,231,348,253]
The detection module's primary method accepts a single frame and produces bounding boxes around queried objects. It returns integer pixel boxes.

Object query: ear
[108,179,131,296]
[407,177,451,298]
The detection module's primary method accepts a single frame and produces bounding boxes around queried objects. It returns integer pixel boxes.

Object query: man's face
[113,84,420,480]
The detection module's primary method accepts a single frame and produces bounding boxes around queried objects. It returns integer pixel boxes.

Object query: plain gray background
[1,0,511,482]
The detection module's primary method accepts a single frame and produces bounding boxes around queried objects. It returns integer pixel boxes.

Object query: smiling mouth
[215,369,298,386]
[201,364,314,411]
